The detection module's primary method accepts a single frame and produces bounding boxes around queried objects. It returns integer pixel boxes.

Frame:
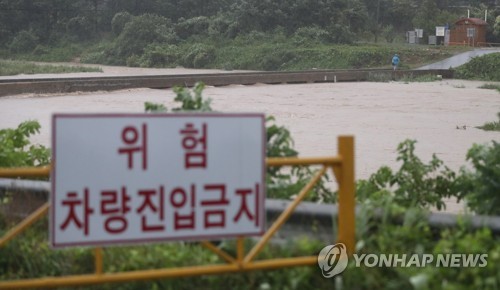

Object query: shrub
[9,30,38,53]
[140,45,179,68]
[383,25,396,43]
[329,24,355,44]
[111,11,133,36]
[226,22,241,39]
[176,16,210,39]
[346,48,387,69]
[494,15,500,37]
[260,49,296,71]
[208,15,233,38]
[66,16,93,41]
[476,112,500,132]
[181,44,216,68]
[79,41,114,64]
[478,83,500,92]
[80,51,106,64]
[236,30,269,44]
[293,26,332,44]
[112,14,177,60]
[356,140,460,210]
[455,53,500,81]
[32,45,49,56]
[126,55,141,67]
[459,141,500,215]
[0,121,50,167]
[0,28,12,48]
[422,226,500,289]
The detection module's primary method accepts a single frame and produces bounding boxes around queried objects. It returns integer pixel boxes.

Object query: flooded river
[1,68,499,212]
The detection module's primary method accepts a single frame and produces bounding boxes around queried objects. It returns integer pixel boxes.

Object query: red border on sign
[51,113,266,248]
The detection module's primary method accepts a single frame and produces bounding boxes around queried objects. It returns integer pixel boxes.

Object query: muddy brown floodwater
[0,68,499,213]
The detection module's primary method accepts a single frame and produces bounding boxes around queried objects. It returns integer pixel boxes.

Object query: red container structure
[449,18,488,47]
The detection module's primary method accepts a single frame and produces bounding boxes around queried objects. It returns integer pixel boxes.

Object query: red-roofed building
[449,18,488,47]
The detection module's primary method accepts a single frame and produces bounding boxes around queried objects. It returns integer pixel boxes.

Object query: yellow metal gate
[0,136,354,289]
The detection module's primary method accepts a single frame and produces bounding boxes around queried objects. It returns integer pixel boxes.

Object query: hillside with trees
[1,0,499,69]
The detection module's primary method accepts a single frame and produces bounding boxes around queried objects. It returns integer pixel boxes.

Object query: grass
[2,32,470,72]
[455,53,500,81]
[478,83,500,92]
[468,84,500,131]
[72,31,468,71]
[476,113,500,132]
[0,35,475,75]
[0,215,331,289]
[0,59,102,76]
[400,74,441,82]
[211,41,463,71]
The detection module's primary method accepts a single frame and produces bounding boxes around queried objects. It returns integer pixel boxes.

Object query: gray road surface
[418,48,500,70]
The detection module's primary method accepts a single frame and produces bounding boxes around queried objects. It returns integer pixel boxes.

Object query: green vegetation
[476,84,500,132]
[357,138,500,216]
[79,29,464,71]
[2,134,500,289]
[455,53,500,81]
[476,112,500,132]
[357,140,458,211]
[0,121,49,215]
[400,74,441,83]
[479,83,500,93]
[0,121,50,167]
[459,140,500,215]
[341,203,500,290]
[3,30,465,72]
[0,39,105,63]
[1,0,495,71]
[0,224,331,289]
[1,206,499,290]
[0,60,101,76]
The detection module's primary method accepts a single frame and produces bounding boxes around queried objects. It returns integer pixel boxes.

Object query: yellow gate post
[337,136,355,255]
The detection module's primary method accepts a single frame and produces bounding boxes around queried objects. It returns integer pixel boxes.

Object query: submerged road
[0,69,453,97]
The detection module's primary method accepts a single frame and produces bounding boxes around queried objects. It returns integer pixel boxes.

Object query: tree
[113,14,176,59]
[9,30,38,53]
[383,24,396,42]
[111,11,133,35]
[0,121,50,168]
[387,0,418,31]
[458,141,500,215]
[412,0,439,37]
[494,15,500,36]
[343,0,369,33]
[66,16,93,40]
